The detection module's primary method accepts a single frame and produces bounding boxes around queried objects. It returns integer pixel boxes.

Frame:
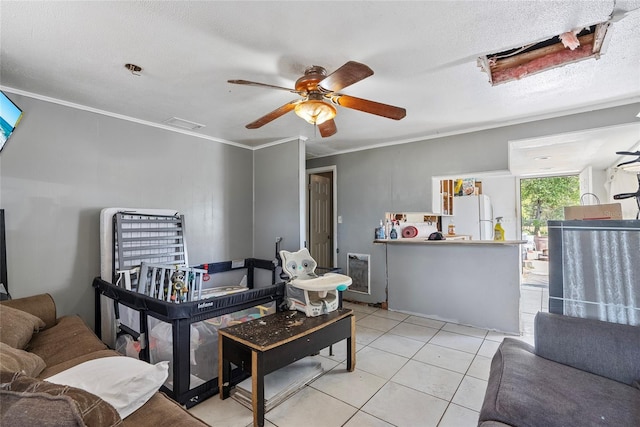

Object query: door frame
[517,172,582,239]
[306,165,338,267]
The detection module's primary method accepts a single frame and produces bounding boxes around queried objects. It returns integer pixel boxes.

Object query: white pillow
[45,356,169,419]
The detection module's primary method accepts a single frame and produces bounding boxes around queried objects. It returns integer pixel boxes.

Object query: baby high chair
[279,248,352,317]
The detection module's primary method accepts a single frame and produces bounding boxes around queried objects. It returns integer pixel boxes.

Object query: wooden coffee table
[218,308,355,427]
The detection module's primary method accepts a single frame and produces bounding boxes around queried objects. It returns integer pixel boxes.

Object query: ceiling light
[534,156,551,160]
[294,99,336,125]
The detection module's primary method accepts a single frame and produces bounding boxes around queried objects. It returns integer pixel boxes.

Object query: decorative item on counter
[447,221,455,236]
[494,217,505,241]
[402,225,418,238]
[375,220,386,239]
[399,222,438,238]
[390,221,398,239]
[428,231,446,240]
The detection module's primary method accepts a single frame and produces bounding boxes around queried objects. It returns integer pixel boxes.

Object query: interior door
[309,173,332,268]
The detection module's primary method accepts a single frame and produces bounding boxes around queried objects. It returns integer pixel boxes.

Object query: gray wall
[307,103,640,305]
[253,139,304,262]
[0,94,254,328]
[2,93,637,321]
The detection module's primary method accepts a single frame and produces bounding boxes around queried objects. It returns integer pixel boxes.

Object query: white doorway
[519,174,580,288]
[306,166,338,268]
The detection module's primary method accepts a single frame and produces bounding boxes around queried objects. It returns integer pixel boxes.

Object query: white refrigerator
[452,195,494,240]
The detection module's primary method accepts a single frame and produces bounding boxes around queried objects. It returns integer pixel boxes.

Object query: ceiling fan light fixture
[228,60,405,136]
[294,99,336,125]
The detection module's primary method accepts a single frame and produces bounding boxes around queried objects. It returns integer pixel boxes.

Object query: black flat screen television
[0,91,23,152]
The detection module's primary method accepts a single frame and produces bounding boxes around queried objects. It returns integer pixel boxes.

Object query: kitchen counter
[374,238,526,245]
[381,239,524,333]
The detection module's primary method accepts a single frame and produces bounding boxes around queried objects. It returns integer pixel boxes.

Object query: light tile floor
[189,287,548,427]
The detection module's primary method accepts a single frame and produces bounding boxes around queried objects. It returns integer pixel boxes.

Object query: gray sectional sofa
[479,312,640,426]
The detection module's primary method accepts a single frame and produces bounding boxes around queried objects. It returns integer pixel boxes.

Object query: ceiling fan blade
[318,119,337,138]
[246,100,300,129]
[331,94,406,120]
[318,61,374,93]
[228,79,299,93]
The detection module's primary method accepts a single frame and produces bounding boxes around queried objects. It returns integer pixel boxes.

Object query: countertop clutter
[374,238,526,245]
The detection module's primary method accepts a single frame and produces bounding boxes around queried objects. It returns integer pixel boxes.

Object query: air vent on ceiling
[478,22,610,85]
[163,117,205,130]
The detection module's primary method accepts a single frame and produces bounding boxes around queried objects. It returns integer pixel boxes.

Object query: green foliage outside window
[521,176,580,236]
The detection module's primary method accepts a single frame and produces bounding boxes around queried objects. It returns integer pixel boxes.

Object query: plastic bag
[115,334,140,359]
[150,322,200,365]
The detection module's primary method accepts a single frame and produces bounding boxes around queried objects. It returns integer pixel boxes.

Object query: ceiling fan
[228,61,406,138]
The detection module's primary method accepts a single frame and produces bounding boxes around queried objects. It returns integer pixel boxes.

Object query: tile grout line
[219,292,541,427]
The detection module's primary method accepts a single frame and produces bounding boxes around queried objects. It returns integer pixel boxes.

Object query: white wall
[607,168,640,219]
[579,166,609,205]
[591,168,609,204]
[480,175,518,240]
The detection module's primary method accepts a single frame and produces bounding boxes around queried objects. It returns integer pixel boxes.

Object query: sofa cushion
[0,342,46,377]
[27,315,108,366]
[0,371,122,426]
[0,389,86,426]
[480,338,640,427]
[0,304,46,349]
[535,312,640,385]
[0,293,57,329]
[123,392,209,427]
[46,356,169,419]
[38,349,120,379]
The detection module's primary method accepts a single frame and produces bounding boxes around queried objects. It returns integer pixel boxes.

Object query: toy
[170,268,189,302]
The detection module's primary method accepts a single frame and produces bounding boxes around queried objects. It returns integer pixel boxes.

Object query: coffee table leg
[251,350,265,427]
[219,336,231,399]
[347,315,356,371]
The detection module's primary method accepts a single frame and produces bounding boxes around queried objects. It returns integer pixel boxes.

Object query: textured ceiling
[1,1,639,165]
